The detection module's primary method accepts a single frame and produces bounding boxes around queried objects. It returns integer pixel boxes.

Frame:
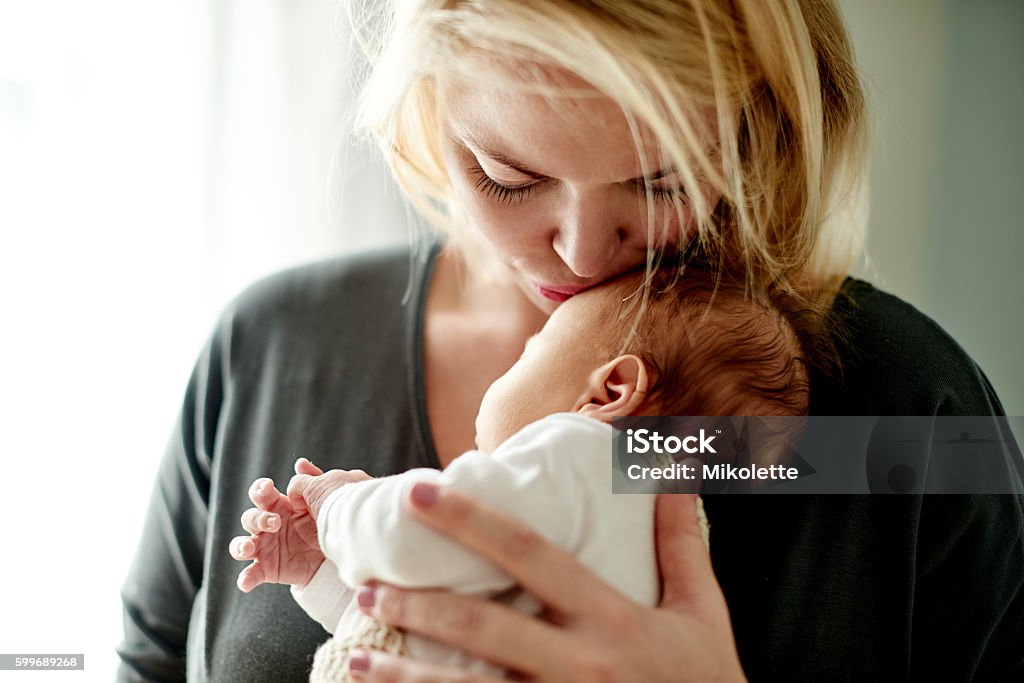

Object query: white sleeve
[289,559,354,634]
[317,415,609,594]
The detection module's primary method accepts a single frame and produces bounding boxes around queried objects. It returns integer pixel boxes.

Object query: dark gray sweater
[117,246,1024,681]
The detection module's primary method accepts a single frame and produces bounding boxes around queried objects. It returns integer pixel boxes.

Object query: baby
[230,265,815,681]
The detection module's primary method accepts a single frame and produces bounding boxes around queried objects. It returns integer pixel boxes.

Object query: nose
[552,193,633,279]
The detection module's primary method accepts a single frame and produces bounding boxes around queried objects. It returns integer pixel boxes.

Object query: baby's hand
[286,464,372,521]
[229,459,328,592]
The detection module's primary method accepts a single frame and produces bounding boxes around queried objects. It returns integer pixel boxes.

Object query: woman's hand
[345,486,747,682]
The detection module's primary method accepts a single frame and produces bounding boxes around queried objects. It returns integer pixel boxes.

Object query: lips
[534,283,591,302]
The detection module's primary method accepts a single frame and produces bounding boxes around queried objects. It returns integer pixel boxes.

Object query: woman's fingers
[356,584,575,677]
[240,507,280,534]
[655,494,721,611]
[404,483,624,620]
[348,649,508,683]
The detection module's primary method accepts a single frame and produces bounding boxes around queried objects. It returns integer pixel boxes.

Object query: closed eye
[643,182,688,201]
[469,165,537,204]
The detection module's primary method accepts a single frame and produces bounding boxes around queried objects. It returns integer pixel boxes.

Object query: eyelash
[646,184,688,201]
[469,166,534,204]
[467,164,687,204]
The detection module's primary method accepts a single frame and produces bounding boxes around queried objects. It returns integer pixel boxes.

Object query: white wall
[843,0,1024,414]
[0,1,406,680]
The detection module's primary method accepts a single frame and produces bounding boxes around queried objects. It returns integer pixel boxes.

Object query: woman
[117,1,1024,681]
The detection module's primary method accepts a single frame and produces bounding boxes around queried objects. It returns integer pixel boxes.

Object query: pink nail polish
[357,585,377,608]
[411,482,439,507]
[349,650,371,673]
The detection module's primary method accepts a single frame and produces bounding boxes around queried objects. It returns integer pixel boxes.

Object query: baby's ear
[574,355,650,423]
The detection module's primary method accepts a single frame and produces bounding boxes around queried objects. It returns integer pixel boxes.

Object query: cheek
[454,187,543,253]
[477,375,514,428]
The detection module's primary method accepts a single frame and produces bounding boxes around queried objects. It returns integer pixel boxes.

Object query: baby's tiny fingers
[241,508,280,533]
[237,562,267,593]
[229,536,256,560]
[286,474,314,511]
[248,477,283,508]
[295,457,325,476]
[241,507,260,533]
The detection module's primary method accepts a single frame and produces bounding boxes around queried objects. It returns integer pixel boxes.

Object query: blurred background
[0,0,1021,679]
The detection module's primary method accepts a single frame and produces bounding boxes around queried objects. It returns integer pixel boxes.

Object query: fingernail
[242,539,254,555]
[349,650,371,673]
[357,585,376,609]
[267,515,279,530]
[258,479,270,493]
[410,482,439,508]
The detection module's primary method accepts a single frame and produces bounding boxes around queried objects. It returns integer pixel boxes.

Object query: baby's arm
[319,417,600,594]
[290,558,351,634]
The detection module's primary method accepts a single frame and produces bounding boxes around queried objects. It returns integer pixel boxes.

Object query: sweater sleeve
[910,361,1024,679]
[317,416,602,594]
[115,324,224,682]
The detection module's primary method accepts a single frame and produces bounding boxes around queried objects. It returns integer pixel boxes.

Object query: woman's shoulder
[815,278,1005,416]
[204,244,435,370]
[833,278,965,356]
[229,245,422,321]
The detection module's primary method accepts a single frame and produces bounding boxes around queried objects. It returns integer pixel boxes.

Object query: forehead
[537,287,618,342]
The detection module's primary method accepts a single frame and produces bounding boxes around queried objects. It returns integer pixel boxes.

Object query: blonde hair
[349,0,868,303]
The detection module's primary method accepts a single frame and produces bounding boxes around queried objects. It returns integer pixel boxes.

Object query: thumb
[287,474,315,512]
[295,457,325,476]
[656,494,717,610]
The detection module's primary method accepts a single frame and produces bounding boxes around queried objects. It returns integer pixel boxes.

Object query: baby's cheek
[479,388,524,452]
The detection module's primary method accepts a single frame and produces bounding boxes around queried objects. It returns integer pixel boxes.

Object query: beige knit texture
[696,495,711,550]
[309,612,405,683]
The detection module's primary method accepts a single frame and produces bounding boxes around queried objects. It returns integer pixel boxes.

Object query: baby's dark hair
[591,264,834,417]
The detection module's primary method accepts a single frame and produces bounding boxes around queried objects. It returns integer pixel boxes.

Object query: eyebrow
[458,133,679,184]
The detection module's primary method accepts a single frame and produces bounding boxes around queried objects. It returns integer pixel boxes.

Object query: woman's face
[440,74,717,315]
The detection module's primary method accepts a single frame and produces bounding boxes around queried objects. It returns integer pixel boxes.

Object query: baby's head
[474,266,815,452]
